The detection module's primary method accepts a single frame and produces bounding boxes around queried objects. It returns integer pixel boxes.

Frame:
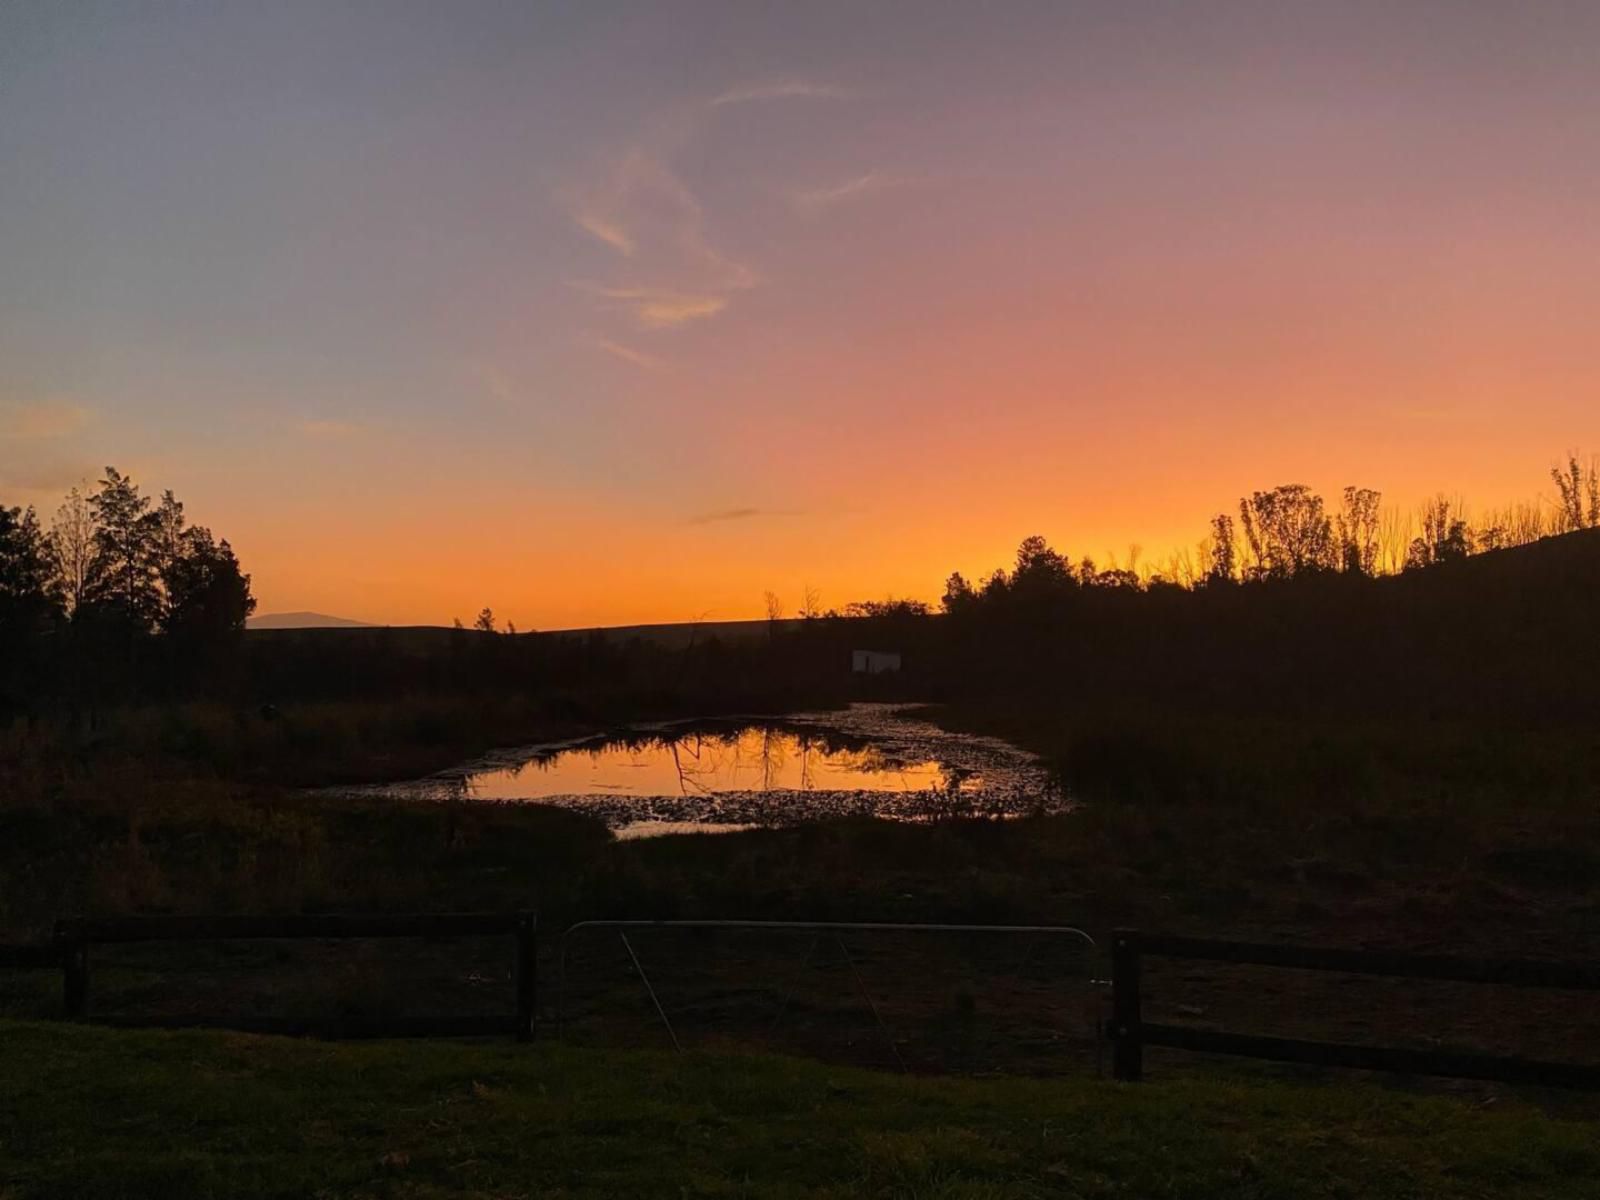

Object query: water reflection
[460,727,982,802]
[329,704,1061,837]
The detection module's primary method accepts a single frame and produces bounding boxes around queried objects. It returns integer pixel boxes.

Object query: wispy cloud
[687,506,801,526]
[294,419,362,439]
[594,338,671,371]
[581,284,728,329]
[710,81,853,107]
[1,401,91,440]
[563,80,850,343]
[0,457,97,496]
[567,146,756,289]
[790,169,910,215]
[575,212,634,256]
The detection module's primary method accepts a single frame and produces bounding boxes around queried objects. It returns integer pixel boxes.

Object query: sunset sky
[4,2,1599,628]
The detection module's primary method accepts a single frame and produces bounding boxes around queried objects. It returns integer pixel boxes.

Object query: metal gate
[557,919,1101,1072]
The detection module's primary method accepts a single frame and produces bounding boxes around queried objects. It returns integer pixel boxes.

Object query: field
[4,1018,1599,1199]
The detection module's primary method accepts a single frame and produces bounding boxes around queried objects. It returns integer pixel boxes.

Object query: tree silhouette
[0,505,57,617]
[1239,485,1335,580]
[1406,495,1472,569]
[1206,514,1237,584]
[150,490,187,623]
[1336,487,1382,576]
[84,467,161,629]
[0,505,60,710]
[161,526,256,642]
[1551,453,1600,532]
[941,572,976,615]
[48,485,96,616]
[1012,535,1073,595]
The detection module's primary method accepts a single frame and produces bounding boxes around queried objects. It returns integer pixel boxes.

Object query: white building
[851,649,902,674]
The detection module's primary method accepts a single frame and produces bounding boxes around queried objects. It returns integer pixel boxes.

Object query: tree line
[1,467,255,711]
[5,451,1598,721]
[935,453,1600,611]
[895,451,1600,722]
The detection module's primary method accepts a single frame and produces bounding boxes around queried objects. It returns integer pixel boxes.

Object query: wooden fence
[1109,929,1600,1089]
[7,918,1600,1091]
[3,912,537,1041]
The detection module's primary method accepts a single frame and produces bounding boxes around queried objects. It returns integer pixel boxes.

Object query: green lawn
[1,1021,1596,1199]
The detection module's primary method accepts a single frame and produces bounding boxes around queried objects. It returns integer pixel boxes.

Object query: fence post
[1111,928,1142,1081]
[514,911,537,1043]
[58,930,89,1020]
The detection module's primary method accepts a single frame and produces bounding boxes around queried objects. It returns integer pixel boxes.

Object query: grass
[2,1018,1597,1198]
[2,693,679,791]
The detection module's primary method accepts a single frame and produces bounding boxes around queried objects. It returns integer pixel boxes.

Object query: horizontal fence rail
[55,912,528,942]
[83,1014,524,1040]
[0,943,65,969]
[40,911,537,1042]
[1138,933,1600,991]
[1109,929,1600,1090]
[561,918,1100,940]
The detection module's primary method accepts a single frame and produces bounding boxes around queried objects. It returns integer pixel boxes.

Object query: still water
[459,726,980,802]
[331,704,1059,836]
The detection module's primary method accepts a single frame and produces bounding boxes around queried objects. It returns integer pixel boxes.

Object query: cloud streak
[790,169,910,215]
[1,402,91,440]
[575,213,634,256]
[687,506,802,526]
[581,284,728,329]
[0,456,97,496]
[710,81,853,107]
[594,337,671,371]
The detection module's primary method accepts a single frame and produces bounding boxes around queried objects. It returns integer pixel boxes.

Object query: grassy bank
[9,699,1598,943]
[2,1019,1597,1198]
[2,684,849,792]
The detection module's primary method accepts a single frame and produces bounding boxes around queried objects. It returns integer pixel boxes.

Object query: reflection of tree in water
[452,718,991,803]
[759,727,780,790]
[669,733,710,796]
[645,727,895,794]
[664,728,791,794]
[652,726,965,794]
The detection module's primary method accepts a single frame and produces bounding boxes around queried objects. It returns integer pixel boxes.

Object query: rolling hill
[247,611,374,630]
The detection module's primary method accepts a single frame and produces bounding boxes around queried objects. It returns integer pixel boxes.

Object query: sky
[3,1,1599,628]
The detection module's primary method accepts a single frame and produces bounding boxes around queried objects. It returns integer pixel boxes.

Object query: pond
[328,704,1062,837]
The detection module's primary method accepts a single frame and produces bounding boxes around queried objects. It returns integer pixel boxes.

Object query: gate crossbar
[557,919,1098,1043]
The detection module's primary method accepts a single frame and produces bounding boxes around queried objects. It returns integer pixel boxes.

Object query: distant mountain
[247,611,374,630]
